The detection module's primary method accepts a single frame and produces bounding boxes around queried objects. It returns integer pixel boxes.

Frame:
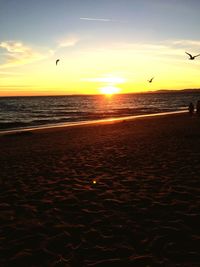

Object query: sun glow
[100,86,121,95]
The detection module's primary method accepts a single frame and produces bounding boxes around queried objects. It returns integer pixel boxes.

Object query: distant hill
[149,89,200,94]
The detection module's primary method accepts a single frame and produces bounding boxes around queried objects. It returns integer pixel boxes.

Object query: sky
[1,0,200,96]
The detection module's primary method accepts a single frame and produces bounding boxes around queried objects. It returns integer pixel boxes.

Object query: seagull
[56,59,60,65]
[185,52,200,60]
[148,77,154,83]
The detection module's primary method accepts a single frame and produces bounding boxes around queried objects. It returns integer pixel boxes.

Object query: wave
[0,92,199,131]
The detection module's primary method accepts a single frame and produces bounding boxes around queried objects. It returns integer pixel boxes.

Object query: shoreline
[0,109,187,136]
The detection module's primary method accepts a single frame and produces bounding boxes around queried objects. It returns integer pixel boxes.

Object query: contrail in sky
[80,17,113,22]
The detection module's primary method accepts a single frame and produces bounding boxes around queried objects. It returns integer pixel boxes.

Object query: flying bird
[148,77,154,83]
[185,52,200,60]
[56,59,60,65]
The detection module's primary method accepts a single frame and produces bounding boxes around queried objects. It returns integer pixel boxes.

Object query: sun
[100,86,120,95]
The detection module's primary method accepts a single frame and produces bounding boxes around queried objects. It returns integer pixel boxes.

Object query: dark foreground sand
[0,113,200,267]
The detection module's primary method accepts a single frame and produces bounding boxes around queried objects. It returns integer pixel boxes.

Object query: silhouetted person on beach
[196,100,200,116]
[188,102,194,116]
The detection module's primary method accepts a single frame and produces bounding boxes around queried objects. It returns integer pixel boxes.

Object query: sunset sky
[1,0,200,96]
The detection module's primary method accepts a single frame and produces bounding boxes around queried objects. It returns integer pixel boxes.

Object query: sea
[0,92,200,132]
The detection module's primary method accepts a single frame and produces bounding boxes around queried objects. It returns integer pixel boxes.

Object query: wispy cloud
[0,70,23,76]
[0,41,53,68]
[0,85,32,89]
[82,75,126,84]
[0,41,32,54]
[167,39,200,51]
[58,35,79,48]
[112,39,200,58]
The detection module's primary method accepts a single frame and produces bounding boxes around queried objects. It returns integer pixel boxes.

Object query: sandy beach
[0,113,200,267]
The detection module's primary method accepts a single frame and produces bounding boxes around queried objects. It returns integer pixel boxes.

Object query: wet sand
[0,113,200,266]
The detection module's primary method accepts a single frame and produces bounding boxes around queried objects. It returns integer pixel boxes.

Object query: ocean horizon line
[0,88,200,98]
